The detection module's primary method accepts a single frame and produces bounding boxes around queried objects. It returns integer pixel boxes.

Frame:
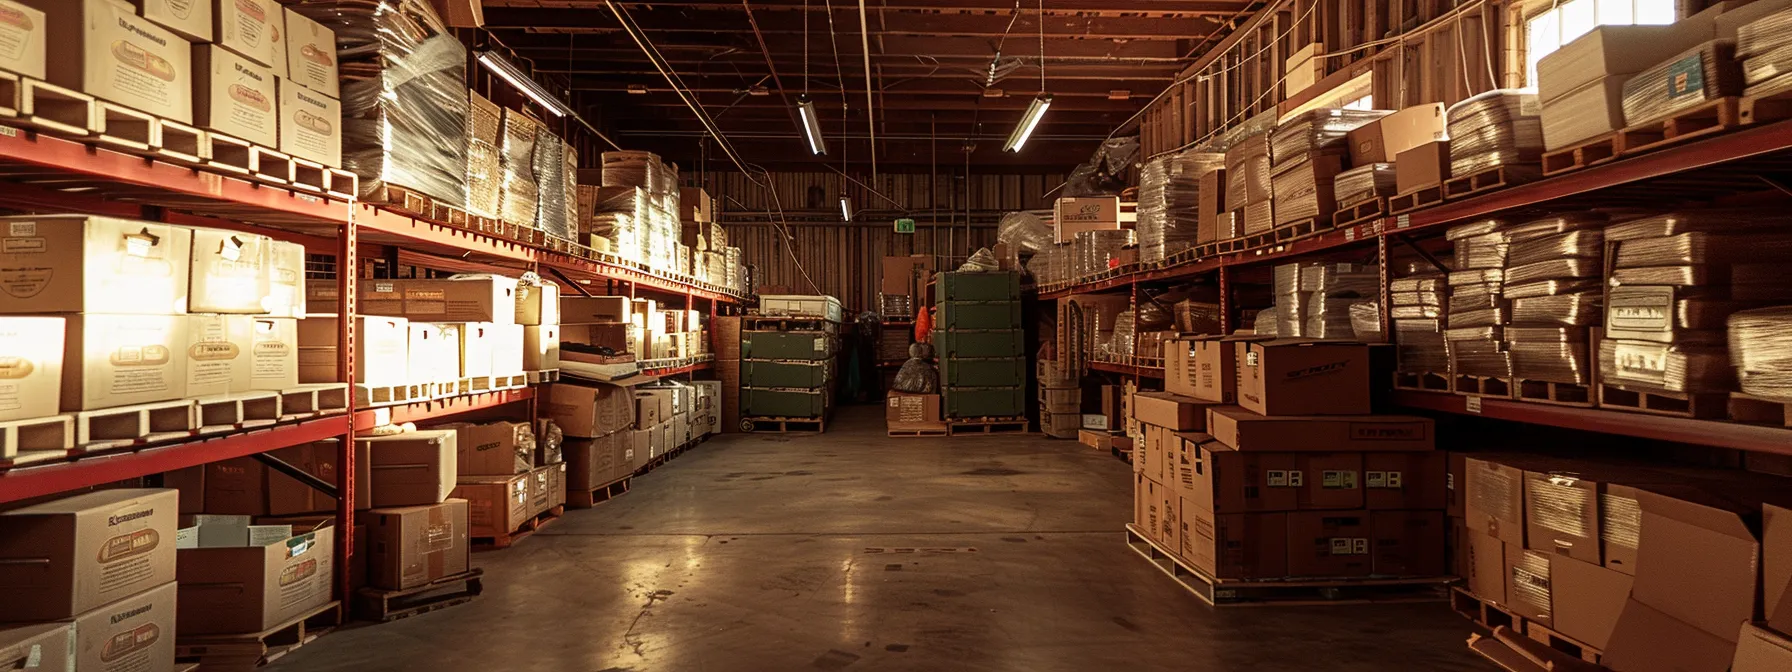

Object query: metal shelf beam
[353,388,536,432]
[1392,391,1792,456]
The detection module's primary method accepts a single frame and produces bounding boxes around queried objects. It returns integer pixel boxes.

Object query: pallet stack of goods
[1265,109,1385,239]
[579,154,747,294]
[680,187,733,288]
[1137,152,1223,265]
[0,215,322,464]
[315,273,537,405]
[1038,357,1079,439]
[442,420,567,549]
[934,272,1027,431]
[878,255,932,388]
[740,295,841,432]
[1335,104,1444,226]
[1261,261,1380,340]
[548,380,645,508]
[713,315,743,432]
[558,295,709,366]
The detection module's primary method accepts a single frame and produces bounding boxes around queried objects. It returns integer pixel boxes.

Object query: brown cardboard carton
[164,465,204,514]
[1196,168,1227,244]
[1622,484,1763,645]
[175,523,333,634]
[1768,503,1792,631]
[561,323,627,351]
[446,421,532,476]
[515,283,560,326]
[1522,464,1675,566]
[1550,554,1632,649]
[1186,507,1288,580]
[0,216,193,315]
[63,313,188,412]
[1605,598,1739,672]
[1205,406,1435,452]
[362,430,458,507]
[0,622,74,672]
[1130,391,1210,431]
[1140,476,1163,540]
[1464,455,1526,546]
[295,315,409,386]
[1287,510,1373,577]
[1602,483,1646,576]
[1082,428,1113,451]
[402,276,518,325]
[1191,336,1247,402]
[0,1,46,79]
[1466,532,1508,604]
[358,279,404,315]
[184,314,252,397]
[1507,546,1553,626]
[1395,141,1450,194]
[1297,452,1364,510]
[265,440,370,515]
[263,242,304,318]
[215,0,278,66]
[192,45,278,147]
[879,255,931,297]
[565,435,615,497]
[1733,622,1792,672]
[885,392,942,424]
[204,457,267,515]
[1372,510,1446,577]
[1053,196,1121,243]
[281,8,337,97]
[1347,103,1446,165]
[0,316,64,422]
[277,76,341,167]
[1236,340,1371,416]
[527,465,552,516]
[1185,437,1299,513]
[1160,484,1179,550]
[365,499,470,590]
[450,474,528,539]
[1447,452,1467,518]
[1364,451,1447,510]
[1537,24,1714,104]
[27,0,194,122]
[524,325,560,371]
[0,489,178,621]
[69,581,176,672]
[560,296,629,324]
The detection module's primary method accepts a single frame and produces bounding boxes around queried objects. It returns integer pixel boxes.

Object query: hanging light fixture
[476,51,575,117]
[840,196,853,222]
[1004,0,1050,153]
[798,95,828,155]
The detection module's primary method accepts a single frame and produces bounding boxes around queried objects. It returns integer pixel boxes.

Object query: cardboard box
[62,314,188,411]
[1205,406,1434,452]
[362,430,458,507]
[1466,531,1508,604]
[1394,141,1449,194]
[1507,546,1554,625]
[886,392,942,424]
[1286,510,1373,578]
[1607,598,1741,672]
[265,2,285,78]
[1130,391,1209,431]
[0,622,74,672]
[489,322,523,378]
[216,0,278,66]
[0,316,64,422]
[400,276,519,325]
[1236,340,1371,416]
[248,316,297,390]
[879,255,931,298]
[176,521,333,634]
[1372,510,1446,577]
[0,1,46,79]
[189,228,270,314]
[0,489,178,621]
[281,8,337,97]
[1364,451,1447,510]
[1185,437,1298,513]
[1463,455,1525,546]
[31,0,194,122]
[265,440,370,515]
[263,240,306,318]
[1612,484,1767,653]
[164,465,204,513]
[451,474,529,538]
[455,322,494,378]
[1768,503,1792,630]
[560,296,629,324]
[1196,168,1227,244]
[1733,622,1792,672]
[1541,76,1629,150]
[365,499,470,590]
[1080,428,1113,450]
[69,581,176,672]
[543,382,637,438]
[515,283,560,326]
[192,45,278,147]
[1185,507,1288,579]
[296,315,409,386]
[1447,451,1467,518]
[277,77,341,167]
[1346,103,1447,165]
[1053,196,1121,244]
[405,322,451,386]
[527,464,553,516]
[0,215,192,315]
[1537,24,1714,104]
[1551,555,1633,649]
[446,420,533,476]
[524,325,560,371]
[184,314,253,397]
[204,457,267,515]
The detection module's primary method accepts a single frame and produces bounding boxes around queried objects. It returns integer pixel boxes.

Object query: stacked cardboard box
[316,274,528,394]
[1268,109,1385,228]
[713,315,742,432]
[880,255,931,320]
[1537,25,1711,150]
[934,272,1025,420]
[1053,196,1121,244]
[1038,358,1079,439]
[546,380,645,498]
[440,420,565,539]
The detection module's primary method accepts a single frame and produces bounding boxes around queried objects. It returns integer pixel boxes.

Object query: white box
[758,294,842,322]
[458,322,494,378]
[248,316,296,390]
[523,325,558,371]
[135,0,211,42]
[282,8,337,98]
[0,215,193,315]
[64,314,188,411]
[0,316,63,422]
[410,322,452,385]
[490,323,524,378]
[215,0,278,66]
[185,314,252,397]
[35,0,194,123]
[265,5,286,79]
[0,1,46,79]
[262,240,305,317]
[189,228,270,314]
[193,44,278,147]
[297,315,407,387]
[277,76,341,168]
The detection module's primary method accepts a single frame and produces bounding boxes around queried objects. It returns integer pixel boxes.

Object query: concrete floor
[274,405,1491,672]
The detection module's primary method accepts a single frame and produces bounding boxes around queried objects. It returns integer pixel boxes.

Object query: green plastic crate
[944,386,1025,418]
[740,387,827,417]
[940,356,1027,387]
[743,360,829,388]
[937,301,1022,330]
[742,332,830,360]
[931,329,1025,358]
[935,271,1021,302]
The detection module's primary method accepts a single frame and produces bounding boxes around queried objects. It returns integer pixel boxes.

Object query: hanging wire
[803,0,810,95]
[1037,0,1045,94]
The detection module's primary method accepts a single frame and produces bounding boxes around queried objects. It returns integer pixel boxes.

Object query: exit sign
[894,218,916,233]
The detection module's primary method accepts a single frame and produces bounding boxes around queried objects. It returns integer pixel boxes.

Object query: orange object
[914,306,932,343]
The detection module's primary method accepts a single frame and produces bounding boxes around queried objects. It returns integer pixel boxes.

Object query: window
[1524,0,1676,86]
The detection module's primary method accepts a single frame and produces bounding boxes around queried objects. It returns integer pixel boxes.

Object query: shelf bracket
[1756,174,1792,198]
[549,267,593,297]
[1393,234,1451,274]
[252,452,339,499]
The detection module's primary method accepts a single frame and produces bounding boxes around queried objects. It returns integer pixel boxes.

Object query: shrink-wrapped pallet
[1270,156,1342,226]
[1137,152,1224,264]
[535,129,570,240]
[1730,306,1792,400]
[497,111,540,229]
[1597,339,1733,393]
[1224,131,1273,206]
[1332,163,1397,210]
[466,91,503,220]
[1268,109,1388,167]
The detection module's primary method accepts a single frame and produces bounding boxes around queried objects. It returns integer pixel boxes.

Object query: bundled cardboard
[28,0,194,122]
[0,216,193,315]
[0,489,178,621]
[365,499,470,590]
[1537,24,1716,104]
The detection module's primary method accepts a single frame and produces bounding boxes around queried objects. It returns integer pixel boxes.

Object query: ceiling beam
[492,30,1191,60]
[488,0,1248,16]
[485,7,1221,39]
[571,77,1151,97]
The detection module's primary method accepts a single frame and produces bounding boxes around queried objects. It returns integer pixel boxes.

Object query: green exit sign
[894,218,916,233]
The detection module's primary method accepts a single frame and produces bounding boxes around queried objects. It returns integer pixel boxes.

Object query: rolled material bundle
[1511,293,1602,327]
[1225,131,1274,207]
[1451,338,1513,378]
[1622,41,1742,127]
[1730,306,1792,400]
[1333,163,1398,209]
[1598,339,1734,393]
[1446,90,1543,176]
[1268,109,1388,167]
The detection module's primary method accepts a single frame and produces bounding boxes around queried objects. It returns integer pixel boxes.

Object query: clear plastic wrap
[1112,310,1137,359]
[1622,41,1742,127]
[1740,11,1792,58]
[1615,233,1792,267]
[1350,303,1383,341]
[601,151,660,188]
[1063,136,1139,197]
[997,211,1054,256]
[1446,90,1543,176]
[1224,131,1274,206]
[1332,163,1397,209]
[534,129,570,239]
[299,0,469,205]
[1598,338,1734,393]
[1253,305,1280,337]
[1729,306,1792,400]
[497,111,540,229]
[1268,109,1388,167]
[466,91,503,220]
[1138,152,1225,263]
[1076,229,1133,279]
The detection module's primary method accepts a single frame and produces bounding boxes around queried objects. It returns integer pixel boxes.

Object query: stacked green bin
[740,325,837,420]
[935,271,1025,419]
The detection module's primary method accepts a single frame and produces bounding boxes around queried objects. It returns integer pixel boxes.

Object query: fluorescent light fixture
[1003,94,1051,152]
[797,95,828,156]
[477,51,575,117]
[839,196,853,222]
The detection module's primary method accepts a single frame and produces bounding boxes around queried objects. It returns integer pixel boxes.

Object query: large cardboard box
[1372,510,1446,577]
[456,322,494,378]
[1537,24,1714,104]
[0,316,64,422]
[0,622,74,672]
[1053,196,1121,243]
[262,240,306,318]
[0,489,178,621]
[450,474,529,539]
[0,216,192,315]
[192,45,278,147]
[277,77,341,167]
[559,296,629,324]
[1394,140,1449,194]
[1206,406,1434,452]
[1185,507,1288,579]
[1185,437,1296,513]
[886,392,942,425]
[215,0,278,66]
[69,581,176,672]
[1347,103,1446,165]
[204,457,267,515]
[365,499,470,590]
[281,8,338,97]
[544,382,638,438]
[489,323,523,379]
[248,316,297,390]
[0,1,46,79]
[29,0,194,122]
[406,322,454,386]
[1541,76,1629,150]
[515,283,560,326]
[1363,451,1447,510]
[523,325,560,371]
[1768,503,1792,631]
[1734,622,1792,672]
[1463,455,1526,546]
[265,440,369,515]
[1286,510,1373,577]
[362,430,458,507]
[1196,168,1227,244]
[1130,391,1209,431]
[175,522,333,634]
[1551,554,1633,650]
[879,255,931,298]
[1179,336,1248,402]
[1507,546,1554,625]
[399,276,518,325]
[443,420,531,477]
[1236,340,1371,416]
[295,315,409,386]
[184,314,253,397]
[63,314,189,411]
[1465,531,1508,604]
[189,229,269,314]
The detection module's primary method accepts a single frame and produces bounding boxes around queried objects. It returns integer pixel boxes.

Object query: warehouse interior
[3,1,1792,672]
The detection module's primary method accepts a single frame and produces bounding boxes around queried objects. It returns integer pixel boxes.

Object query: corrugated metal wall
[723,221,998,314]
[699,171,1068,213]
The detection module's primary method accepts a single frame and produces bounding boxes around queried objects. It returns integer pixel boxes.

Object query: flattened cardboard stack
[1446,91,1542,179]
[1138,152,1225,264]
[1390,274,1449,377]
[1443,219,1514,382]
[1501,214,1607,386]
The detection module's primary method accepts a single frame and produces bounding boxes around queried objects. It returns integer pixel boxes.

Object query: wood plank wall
[721,221,999,315]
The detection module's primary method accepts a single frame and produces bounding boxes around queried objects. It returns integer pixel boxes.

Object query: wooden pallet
[1125,525,1452,607]
[1513,379,1593,407]
[1741,86,1792,125]
[1212,236,1248,254]
[1597,384,1728,419]
[944,416,1028,436]
[474,506,564,550]
[75,399,198,452]
[1453,375,1513,399]
[354,569,485,623]
[18,78,95,136]
[569,475,632,509]
[887,420,949,437]
[1388,183,1444,214]
[355,382,416,408]
[1393,370,1451,392]
[1467,626,1607,672]
[1241,226,1279,249]
[1273,216,1329,243]
[1540,134,1619,176]
[1728,392,1792,427]
[525,369,561,384]
[0,414,76,468]
[281,384,350,421]
[1444,164,1541,200]
[196,391,283,434]
[1452,588,1604,667]
[1333,198,1386,228]
[175,601,342,672]
[741,416,827,433]
[1616,96,1742,156]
